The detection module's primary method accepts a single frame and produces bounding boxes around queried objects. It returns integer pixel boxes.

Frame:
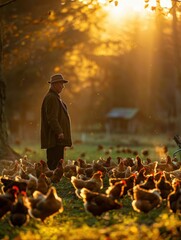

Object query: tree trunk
[0,24,21,160]
[171,1,181,132]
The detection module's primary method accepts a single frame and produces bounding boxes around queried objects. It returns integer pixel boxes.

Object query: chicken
[77,158,90,168]
[29,186,63,222]
[19,166,30,180]
[109,160,127,178]
[131,156,144,172]
[0,177,27,193]
[139,174,156,190]
[26,174,38,196]
[19,155,34,169]
[76,165,86,176]
[0,186,19,219]
[40,160,50,173]
[156,173,173,199]
[36,173,50,194]
[2,160,20,177]
[154,171,163,182]
[143,161,158,175]
[167,181,181,214]
[106,180,126,200]
[34,162,43,178]
[80,188,122,216]
[109,174,136,196]
[9,191,30,227]
[92,162,107,176]
[122,157,134,167]
[96,156,113,168]
[112,168,126,178]
[71,171,103,198]
[63,160,77,179]
[124,166,133,178]
[156,155,175,172]
[135,168,147,185]
[50,159,64,183]
[84,167,94,178]
[141,149,149,157]
[97,144,104,151]
[132,185,162,213]
[168,167,181,180]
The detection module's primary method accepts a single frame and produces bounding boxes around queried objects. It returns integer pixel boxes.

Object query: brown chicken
[141,149,149,157]
[156,173,173,199]
[109,174,136,196]
[143,161,158,175]
[139,174,156,190]
[36,173,50,194]
[29,186,63,222]
[71,171,103,198]
[122,157,134,167]
[9,191,30,227]
[0,186,19,219]
[154,171,163,182]
[106,180,126,200]
[156,155,176,172]
[168,168,181,180]
[80,188,122,216]
[40,160,50,173]
[2,160,20,177]
[33,162,42,178]
[50,159,64,183]
[96,156,114,168]
[63,160,77,179]
[135,168,147,185]
[92,162,107,176]
[25,174,38,196]
[131,156,144,172]
[167,180,181,214]
[132,185,162,213]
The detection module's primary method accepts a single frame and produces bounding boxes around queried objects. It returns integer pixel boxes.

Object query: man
[41,73,72,170]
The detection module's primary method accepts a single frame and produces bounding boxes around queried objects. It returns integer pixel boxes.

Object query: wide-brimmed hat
[48,74,68,84]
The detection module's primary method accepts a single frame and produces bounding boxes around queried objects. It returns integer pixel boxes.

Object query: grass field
[0,133,181,240]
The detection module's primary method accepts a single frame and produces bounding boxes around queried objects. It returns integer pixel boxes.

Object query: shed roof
[106,108,139,119]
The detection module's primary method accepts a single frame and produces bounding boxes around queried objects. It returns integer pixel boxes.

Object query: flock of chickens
[0,146,181,228]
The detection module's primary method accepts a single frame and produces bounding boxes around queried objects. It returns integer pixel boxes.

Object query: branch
[0,0,16,8]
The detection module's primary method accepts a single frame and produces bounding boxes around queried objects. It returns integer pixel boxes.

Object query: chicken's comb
[21,191,27,196]
[97,171,102,175]
[12,186,19,191]
[121,180,127,185]
[40,159,45,164]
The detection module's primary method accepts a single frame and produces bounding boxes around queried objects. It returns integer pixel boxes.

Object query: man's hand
[58,133,64,139]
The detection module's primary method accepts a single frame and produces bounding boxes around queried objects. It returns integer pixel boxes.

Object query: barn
[106,107,141,133]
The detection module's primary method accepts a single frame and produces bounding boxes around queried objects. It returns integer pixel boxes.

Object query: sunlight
[100,0,172,20]
[104,0,145,20]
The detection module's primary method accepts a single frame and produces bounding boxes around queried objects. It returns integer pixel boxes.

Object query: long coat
[41,89,72,149]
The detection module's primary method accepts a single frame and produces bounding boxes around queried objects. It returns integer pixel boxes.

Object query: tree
[0,0,104,159]
[0,0,21,160]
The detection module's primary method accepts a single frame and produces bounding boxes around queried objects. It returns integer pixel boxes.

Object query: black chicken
[167,181,181,214]
[80,188,122,216]
[9,191,29,227]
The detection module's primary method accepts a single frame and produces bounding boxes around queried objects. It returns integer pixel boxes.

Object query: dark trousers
[46,145,64,170]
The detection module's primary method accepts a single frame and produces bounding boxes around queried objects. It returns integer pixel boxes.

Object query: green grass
[1,133,181,239]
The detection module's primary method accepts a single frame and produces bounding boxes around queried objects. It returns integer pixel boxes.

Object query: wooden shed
[106,107,140,133]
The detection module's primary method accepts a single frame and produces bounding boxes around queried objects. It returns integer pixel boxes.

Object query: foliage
[1,0,181,135]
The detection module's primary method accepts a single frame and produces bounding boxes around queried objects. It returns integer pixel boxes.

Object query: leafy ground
[0,133,181,240]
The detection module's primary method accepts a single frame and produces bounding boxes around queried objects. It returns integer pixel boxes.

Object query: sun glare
[98,0,173,20]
